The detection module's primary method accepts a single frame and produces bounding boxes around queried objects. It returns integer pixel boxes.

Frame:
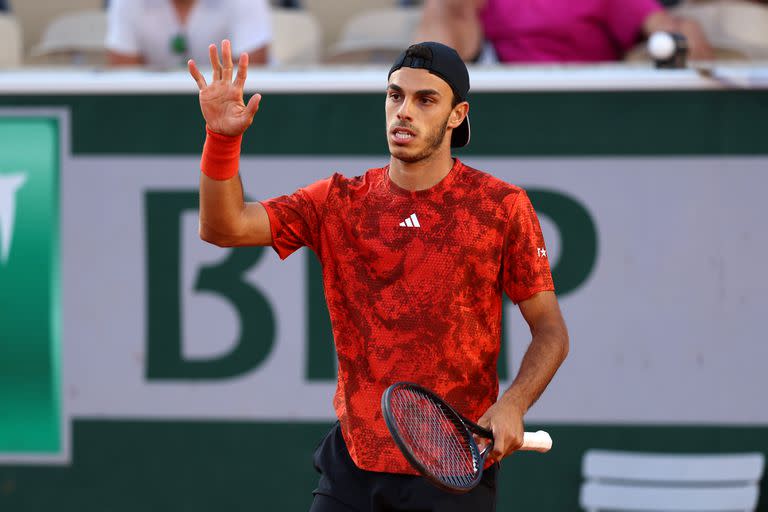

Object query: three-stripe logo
[399,213,420,228]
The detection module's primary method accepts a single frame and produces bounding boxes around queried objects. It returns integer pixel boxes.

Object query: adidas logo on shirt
[399,213,421,228]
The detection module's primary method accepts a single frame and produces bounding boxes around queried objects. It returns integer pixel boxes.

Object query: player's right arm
[188,40,272,247]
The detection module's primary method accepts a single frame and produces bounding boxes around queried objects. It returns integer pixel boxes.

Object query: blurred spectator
[662,0,768,60]
[415,0,714,63]
[106,0,271,68]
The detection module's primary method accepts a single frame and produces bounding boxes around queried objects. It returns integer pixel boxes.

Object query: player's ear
[449,101,469,129]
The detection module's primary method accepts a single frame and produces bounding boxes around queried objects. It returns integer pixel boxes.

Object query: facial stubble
[390,111,452,164]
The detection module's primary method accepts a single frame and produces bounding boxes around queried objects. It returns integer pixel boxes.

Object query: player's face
[385,68,460,163]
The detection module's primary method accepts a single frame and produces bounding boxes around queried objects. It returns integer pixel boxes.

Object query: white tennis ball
[648,31,675,60]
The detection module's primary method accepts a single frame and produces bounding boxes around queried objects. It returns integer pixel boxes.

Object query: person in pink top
[415,0,714,63]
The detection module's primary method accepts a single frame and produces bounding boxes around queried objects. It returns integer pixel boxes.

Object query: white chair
[672,0,768,60]
[0,14,22,68]
[580,450,765,512]
[9,0,102,57]
[270,8,322,66]
[325,7,421,64]
[303,0,399,51]
[626,0,768,61]
[30,9,107,65]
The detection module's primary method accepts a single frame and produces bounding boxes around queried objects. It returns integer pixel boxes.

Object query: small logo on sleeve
[537,247,547,258]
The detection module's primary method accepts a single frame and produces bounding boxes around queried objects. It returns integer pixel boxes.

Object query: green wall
[2,422,768,510]
[1,91,766,156]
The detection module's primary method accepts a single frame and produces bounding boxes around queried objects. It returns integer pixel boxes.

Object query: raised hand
[188,39,261,136]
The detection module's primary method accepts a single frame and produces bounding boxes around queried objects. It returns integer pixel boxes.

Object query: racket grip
[521,430,552,453]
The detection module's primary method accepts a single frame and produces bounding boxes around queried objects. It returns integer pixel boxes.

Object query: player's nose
[396,98,413,120]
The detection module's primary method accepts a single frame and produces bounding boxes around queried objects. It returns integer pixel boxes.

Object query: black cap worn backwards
[388,42,471,148]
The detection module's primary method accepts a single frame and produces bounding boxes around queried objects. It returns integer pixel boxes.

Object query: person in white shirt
[106,0,271,68]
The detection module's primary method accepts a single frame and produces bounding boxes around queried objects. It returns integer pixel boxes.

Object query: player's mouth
[391,127,416,145]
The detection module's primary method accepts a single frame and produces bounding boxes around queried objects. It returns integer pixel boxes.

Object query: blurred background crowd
[0,0,766,70]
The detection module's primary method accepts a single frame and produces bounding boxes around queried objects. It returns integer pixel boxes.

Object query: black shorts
[309,422,498,512]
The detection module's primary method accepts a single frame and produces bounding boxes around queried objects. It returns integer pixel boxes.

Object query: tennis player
[189,39,569,512]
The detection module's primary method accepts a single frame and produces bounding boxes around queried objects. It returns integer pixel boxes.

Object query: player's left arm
[477,290,568,463]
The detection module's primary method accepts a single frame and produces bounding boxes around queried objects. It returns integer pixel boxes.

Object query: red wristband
[200,127,242,181]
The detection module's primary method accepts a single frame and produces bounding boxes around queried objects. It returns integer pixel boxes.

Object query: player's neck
[388,150,455,192]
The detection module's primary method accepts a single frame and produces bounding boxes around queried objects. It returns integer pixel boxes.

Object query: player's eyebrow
[387,84,442,98]
[415,89,441,97]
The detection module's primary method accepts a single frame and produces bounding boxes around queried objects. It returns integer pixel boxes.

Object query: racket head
[381,382,490,493]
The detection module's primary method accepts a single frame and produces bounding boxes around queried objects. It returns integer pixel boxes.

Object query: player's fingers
[476,414,491,431]
[234,52,248,89]
[209,43,222,81]
[489,441,505,463]
[221,39,234,82]
[246,93,262,118]
[187,59,207,90]
[478,438,493,460]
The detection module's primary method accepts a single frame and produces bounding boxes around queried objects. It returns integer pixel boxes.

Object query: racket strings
[390,387,480,488]
[427,397,477,479]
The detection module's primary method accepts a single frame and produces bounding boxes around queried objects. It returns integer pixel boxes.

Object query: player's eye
[388,92,401,101]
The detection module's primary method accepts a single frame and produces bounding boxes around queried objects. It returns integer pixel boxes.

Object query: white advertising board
[62,155,768,424]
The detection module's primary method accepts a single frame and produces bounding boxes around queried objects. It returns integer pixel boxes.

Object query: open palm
[188,39,261,136]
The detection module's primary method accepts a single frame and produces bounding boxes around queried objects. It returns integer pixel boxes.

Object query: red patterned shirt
[261,158,554,474]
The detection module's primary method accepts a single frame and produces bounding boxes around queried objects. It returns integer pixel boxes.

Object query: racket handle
[521,430,553,453]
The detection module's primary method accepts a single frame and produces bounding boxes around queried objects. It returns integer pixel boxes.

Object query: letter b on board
[145,191,275,380]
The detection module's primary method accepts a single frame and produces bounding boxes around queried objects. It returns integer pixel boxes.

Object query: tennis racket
[381,381,552,493]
